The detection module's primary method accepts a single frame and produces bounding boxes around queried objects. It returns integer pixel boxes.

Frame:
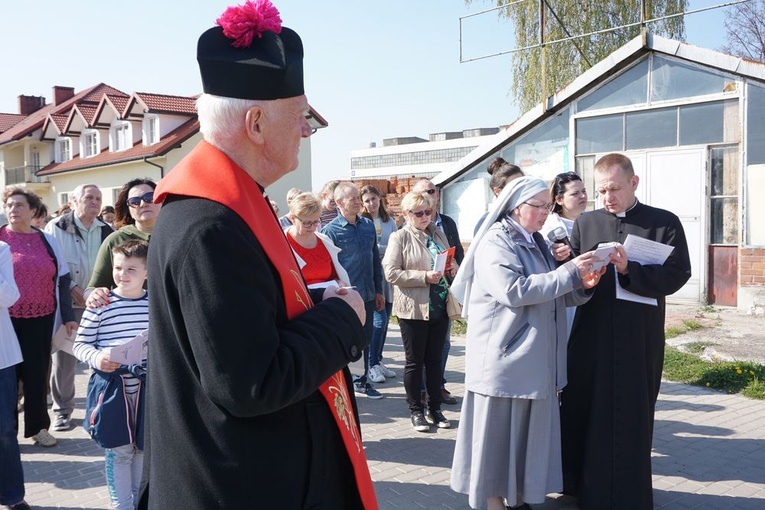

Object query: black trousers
[12,314,54,437]
[399,316,448,413]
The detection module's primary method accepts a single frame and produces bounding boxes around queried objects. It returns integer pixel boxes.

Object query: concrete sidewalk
[16,323,765,509]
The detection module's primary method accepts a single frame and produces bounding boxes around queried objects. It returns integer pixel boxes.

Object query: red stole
[155,141,378,510]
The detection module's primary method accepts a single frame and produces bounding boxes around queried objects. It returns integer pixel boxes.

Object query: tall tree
[722,0,765,62]
[468,0,687,112]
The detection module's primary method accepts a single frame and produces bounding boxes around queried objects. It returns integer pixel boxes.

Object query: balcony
[4,166,50,185]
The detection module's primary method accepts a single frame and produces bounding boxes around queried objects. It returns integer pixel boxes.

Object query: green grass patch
[451,320,467,336]
[665,326,686,339]
[682,341,718,354]
[682,319,703,331]
[663,346,765,399]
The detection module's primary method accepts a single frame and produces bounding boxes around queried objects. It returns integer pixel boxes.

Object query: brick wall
[740,248,765,286]
[352,176,425,220]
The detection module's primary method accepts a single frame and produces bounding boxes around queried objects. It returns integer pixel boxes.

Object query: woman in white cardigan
[0,240,29,510]
[284,192,350,288]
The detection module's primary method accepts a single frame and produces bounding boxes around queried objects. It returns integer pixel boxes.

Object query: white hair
[71,184,99,201]
[196,93,269,146]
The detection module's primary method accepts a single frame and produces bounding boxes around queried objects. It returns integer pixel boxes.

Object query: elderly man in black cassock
[137,1,379,509]
[559,153,691,510]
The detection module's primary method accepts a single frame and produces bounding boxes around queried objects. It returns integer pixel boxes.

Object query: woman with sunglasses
[285,192,349,289]
[383,191,456,432]
[86,179,159,307]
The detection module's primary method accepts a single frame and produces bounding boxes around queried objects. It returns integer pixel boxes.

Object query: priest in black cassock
[560,153,691,510]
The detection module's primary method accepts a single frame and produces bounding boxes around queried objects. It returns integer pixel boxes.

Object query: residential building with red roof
[1,84,328,212]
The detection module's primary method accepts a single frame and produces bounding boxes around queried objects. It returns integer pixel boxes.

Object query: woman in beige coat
[383,191,456,432]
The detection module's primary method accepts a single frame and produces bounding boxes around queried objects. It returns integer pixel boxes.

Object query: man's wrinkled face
[74,186,102,219]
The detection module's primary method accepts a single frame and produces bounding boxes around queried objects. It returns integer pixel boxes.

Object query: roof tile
[134,92,197,114]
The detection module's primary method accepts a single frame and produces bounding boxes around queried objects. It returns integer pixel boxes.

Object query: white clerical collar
[616,199,639,218]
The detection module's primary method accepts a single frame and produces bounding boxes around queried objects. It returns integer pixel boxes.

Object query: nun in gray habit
[449,176,603,510]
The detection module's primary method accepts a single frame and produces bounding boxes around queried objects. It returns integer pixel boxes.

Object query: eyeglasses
[127,192,155,208]
[522,201,552,211]
[424,189,437,195]
[409,209,433,218]
[297,218,320,227]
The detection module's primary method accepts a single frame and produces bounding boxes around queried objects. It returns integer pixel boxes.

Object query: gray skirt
[450,390,562,509]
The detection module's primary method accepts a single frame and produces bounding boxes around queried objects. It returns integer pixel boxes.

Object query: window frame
[55,137,72,163]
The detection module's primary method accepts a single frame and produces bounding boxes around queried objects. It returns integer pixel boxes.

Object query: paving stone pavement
[16,322,765,509]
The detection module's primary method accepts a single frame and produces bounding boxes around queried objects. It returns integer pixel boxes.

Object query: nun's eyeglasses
[522,201,552,211]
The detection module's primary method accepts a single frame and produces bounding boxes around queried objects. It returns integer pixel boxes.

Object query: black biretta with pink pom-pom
[197,0,303,100]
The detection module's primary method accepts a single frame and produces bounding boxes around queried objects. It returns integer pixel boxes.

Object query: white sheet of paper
[107,329,148,365]
[433,251,448,274]
[614,234,675,306]
[51,325,75,355]
[306,280,341,290]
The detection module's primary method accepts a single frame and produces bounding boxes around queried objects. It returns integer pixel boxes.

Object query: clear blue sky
[0,0,731,190]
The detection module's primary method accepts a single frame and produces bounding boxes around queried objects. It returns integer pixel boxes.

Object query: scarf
[155,140,378,509]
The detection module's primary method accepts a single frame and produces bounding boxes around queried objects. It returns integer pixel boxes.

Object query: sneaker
[411,411,430,432]
[379,362,396,378]
[8,500,31,510]
[52,413,71,431]
[441,388,458,405]
[354,381,384,400]
[426,409,451,429]
[32,429,57,447]
[368,364,386,383]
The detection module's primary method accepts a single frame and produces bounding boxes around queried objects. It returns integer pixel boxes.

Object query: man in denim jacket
[323,182,385,399]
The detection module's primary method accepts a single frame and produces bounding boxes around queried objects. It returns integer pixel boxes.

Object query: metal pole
[540,0,547,111]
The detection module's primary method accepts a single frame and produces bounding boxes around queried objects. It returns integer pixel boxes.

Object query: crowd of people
[0,2,692,510]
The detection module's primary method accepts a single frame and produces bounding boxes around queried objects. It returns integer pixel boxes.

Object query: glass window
[111,123,131,152]
[651,56,731,102]
[56,138,71,162]
[747,83,765,165]
[82,131,99,158]
[625,108,676,150]
[576,115,623,154]
[679,102,725,145]
[709,146,739,245]
[575,155,597,211]
[510,110,570,180]
[144,116,159,145]
[577,58,649,112]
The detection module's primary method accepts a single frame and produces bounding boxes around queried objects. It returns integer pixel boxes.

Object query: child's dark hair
[113,240,149,261]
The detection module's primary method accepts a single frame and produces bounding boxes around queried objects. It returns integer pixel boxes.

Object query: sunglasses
[410,209,433,218]
[127,192,155,208]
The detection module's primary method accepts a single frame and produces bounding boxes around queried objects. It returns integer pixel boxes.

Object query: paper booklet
[107,329,149,365]
[433,246,456,274]
[591,242,619,272]
[615,234,675,306]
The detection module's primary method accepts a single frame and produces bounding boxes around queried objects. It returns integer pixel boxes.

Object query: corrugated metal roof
[432,34,765,187]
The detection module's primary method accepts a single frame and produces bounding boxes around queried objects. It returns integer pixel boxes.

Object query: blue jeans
[355,300,376,384]
[0,365,24,506]
[369,301,392,367]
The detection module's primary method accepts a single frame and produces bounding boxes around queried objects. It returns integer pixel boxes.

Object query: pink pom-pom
[216,0,282,49]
